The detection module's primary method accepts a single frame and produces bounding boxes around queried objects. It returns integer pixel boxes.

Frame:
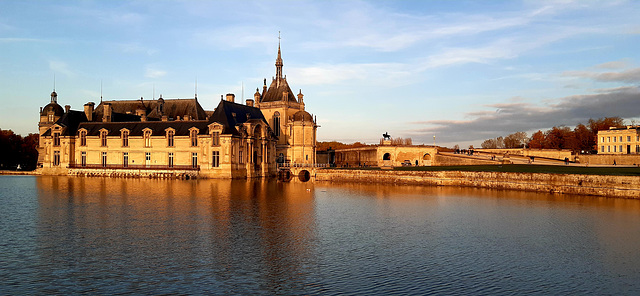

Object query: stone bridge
[277,163,328,182]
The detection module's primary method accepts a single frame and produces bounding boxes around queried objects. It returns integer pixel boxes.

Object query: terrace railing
[68,163,200,171]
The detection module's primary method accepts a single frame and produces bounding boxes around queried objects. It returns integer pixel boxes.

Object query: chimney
[226,93,235,103]
[262,78,267,96]
[65,105,71,113]
[84,102,94,121]
[135,108,145,117]
[103,103,112,122]
[246,99,254,107]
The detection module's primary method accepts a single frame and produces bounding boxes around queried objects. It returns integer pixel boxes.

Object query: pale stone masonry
[37,43,318,178]
[597,126,640,155]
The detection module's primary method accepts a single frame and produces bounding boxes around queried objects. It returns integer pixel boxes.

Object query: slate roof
[260,77,298,103]
[42,110,88,136]
[208,100,274,137]
[77,120,211,137]
[93,98,207,121]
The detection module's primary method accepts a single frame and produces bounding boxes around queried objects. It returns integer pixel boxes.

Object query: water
[1,175,640,295]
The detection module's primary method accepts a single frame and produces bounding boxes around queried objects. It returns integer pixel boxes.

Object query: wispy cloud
[0,37,50,43]
[117,42,158,55]
[564,67,640,83]
[49,60,75,76]
[145,66,167,79]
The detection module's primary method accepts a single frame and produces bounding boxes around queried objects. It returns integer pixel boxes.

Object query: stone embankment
[315,169,640,199]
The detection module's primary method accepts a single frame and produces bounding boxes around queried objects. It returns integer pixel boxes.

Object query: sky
[1,0,639,147]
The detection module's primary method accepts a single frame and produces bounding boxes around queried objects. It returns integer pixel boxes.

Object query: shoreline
[0,170,39,176]
[314,169,640,199]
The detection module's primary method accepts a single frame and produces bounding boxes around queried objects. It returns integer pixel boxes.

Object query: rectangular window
[608,137,610,142]
[608,146,610,152]
[620,145,623,152]
[123,152,129,168]
[192,152,198,168]
[620,136,623,142]
[101,152,107,167]
[53,151,60,166]
[101,131,108,147]
[144,130,152,148]
[53,133,60,147]
[613,137,616,143]
[81,151,86,167]
[167,131,174,147]
[212,151,220,167]
[601,146,605,153]
[191,130,198,147]
[168,152,174,168]
[212,132,220,146]
[614,146,617,152]
[627,136,631,142]
[122,131,129,147]
[637,145,640,153]
[145,152,151,166]
[601,137,604,143]
[239,150,243,164]
[80,131,86,146]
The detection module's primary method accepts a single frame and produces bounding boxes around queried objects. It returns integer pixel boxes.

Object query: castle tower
[256,40,318,165]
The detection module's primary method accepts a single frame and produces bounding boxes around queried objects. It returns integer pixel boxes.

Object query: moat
[2,175,640,294]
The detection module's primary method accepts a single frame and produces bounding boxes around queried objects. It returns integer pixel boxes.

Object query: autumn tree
[528,130,545,148]
[503,132,528,148]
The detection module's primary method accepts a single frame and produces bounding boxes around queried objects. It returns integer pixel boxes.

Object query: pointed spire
[275,31,283,80]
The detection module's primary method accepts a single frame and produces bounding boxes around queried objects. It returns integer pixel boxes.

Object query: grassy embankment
[328,164,640,176]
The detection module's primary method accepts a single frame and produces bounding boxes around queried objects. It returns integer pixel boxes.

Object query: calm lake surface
[2,175,640,295]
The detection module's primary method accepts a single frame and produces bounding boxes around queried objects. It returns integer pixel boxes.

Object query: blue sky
[1,0,639,147]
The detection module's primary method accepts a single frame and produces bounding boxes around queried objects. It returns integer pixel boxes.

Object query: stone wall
[315,169,640,199]
[578,154,640,166]
[434,154,497,166]
[476,148,573,160]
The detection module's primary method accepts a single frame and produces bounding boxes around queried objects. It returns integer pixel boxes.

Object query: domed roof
[41,102,64,116]
[291,110,313,122]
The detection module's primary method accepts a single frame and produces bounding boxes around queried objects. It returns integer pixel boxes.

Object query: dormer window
[144,130,152,147]
[121,130,129,147]
[190,129,198,147]
[100,130,108,147]
[79,130,87,146]
[167,130,175,147]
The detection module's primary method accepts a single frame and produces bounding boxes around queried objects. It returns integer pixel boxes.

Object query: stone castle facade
[37,44,317,178]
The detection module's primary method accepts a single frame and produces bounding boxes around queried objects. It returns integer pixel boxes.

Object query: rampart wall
[315,169,640,199]
[578,154,640,166]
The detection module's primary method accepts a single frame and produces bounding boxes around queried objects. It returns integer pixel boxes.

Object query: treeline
[316,141,371,151]
[481,117,626,153]
[0,129,39,171]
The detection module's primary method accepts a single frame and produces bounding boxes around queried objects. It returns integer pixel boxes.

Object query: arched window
[144,130,152,147]
[79,130,87,146]
[121,130,129,147]
[167,130,175,147]
[273,112,280,137]
[190,129,198,147]
[383,153,391,160]
[100,130,108,147]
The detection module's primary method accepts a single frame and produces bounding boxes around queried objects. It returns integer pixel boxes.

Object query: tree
[481,136,504,149]
[503,132,528,148]
[527,130,545,149]
[0,129,38,170]
[588,117,624,133]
